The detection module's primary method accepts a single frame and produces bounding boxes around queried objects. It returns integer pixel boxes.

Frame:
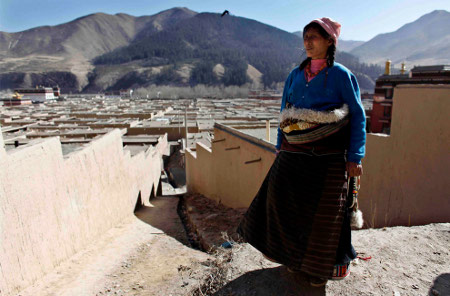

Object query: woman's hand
[346,162,363,177]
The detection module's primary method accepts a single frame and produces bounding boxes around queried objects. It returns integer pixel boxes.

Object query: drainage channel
[162,147,235,296]
[162,142,208,253]
[176,195,205,251]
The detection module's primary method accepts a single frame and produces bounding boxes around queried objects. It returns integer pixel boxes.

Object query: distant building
[0,92,32,106]
[105,89,132,98]
[120,89,133,97]
[14,86,58,103]
[104,91,121,99]
[371,63,450,133]
[53,86,61,98]
[1,86,59,106]
[248,90,281,100]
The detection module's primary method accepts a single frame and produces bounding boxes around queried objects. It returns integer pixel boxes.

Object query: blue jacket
[276,62,366,163]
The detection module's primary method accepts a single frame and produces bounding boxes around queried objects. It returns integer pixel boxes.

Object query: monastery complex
[0,83,449,295]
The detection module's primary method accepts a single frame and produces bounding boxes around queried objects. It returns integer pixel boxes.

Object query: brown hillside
[0,8,197,91]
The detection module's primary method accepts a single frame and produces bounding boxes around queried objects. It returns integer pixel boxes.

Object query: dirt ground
[181,193,247,251]
[17,195,213,296]
[184,192,450,296]
[17,190,449,296]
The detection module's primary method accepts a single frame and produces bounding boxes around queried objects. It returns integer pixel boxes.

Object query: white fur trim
[280,104,349,124]
[351,209,364,229]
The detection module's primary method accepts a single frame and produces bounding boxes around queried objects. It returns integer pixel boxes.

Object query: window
[385,88,393,99]
[382,123,391,135]
[384,106,391,117]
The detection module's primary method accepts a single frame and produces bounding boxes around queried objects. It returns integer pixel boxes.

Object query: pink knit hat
[309,17,341,45]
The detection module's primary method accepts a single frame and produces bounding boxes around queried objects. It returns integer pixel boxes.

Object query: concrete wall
[186,124,276,208]
[70,113,154,120]
[0,129,168,295]
[186,142,215,199]
[127,126,198,141]
[186,85,449,227]
[359,84,450,227]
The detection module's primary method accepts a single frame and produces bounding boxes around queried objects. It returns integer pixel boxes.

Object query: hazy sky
[1,0,449,40]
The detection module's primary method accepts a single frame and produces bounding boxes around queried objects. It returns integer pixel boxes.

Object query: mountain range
[0,8,448,93]
[350,10,450,66]
[0,8,197,92]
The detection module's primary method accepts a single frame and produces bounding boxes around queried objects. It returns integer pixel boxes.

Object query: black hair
[299,22,336,70]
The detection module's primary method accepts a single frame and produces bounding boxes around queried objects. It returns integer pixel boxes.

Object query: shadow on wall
[134,181,160,212]
[134,191,144,212]
[429,273,450,296]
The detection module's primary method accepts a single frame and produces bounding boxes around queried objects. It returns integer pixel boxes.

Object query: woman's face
[303,28,332,60]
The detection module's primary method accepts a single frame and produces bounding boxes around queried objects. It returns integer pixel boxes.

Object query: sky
[1,0,449,41]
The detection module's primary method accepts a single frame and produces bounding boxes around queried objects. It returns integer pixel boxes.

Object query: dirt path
[16,189,450,296]
[184,193,450,296]
[18,195,212,296]
[209,224,450,296]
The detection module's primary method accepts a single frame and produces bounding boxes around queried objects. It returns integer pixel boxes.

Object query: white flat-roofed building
[120,89,132,97]
[14,87,56,102]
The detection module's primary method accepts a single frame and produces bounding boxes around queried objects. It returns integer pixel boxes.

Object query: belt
[280,137,346,155]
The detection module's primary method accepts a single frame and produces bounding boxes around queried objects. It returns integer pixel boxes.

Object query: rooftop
[411,65,450,73]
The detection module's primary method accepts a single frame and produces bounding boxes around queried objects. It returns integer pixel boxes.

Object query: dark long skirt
[237,150,356,279]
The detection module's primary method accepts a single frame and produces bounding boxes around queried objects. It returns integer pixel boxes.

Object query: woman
[237,17,366,287]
